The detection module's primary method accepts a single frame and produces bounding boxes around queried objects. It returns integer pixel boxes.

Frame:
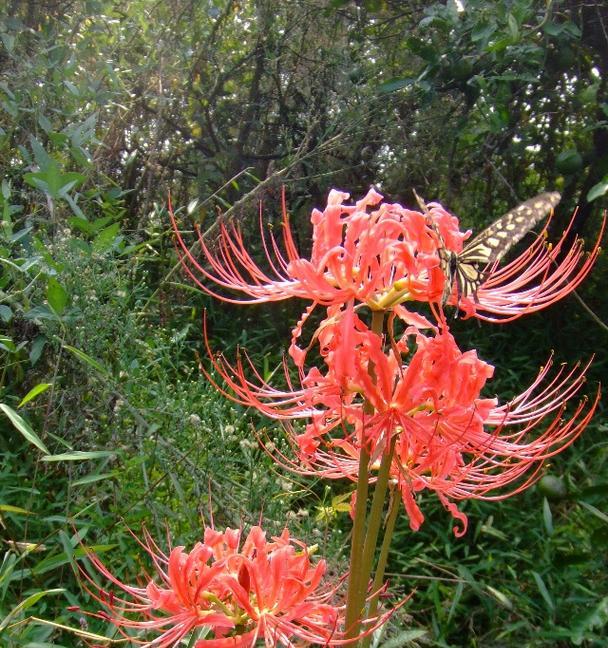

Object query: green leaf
[377,77,413,94]
[543,497,554,536]
[486,36,511,54]
[30,335,47,366]
[187,198,200,214]
[556,149,583,174]
[458,565,484,597]
[38,113,53,132]
[71,144,93,167]
[531,571,555,613]
[0,588,65,631]
[64,192,86,218]
[379,629,429,647]
[32,544,116,575]
[543,21,564,36]
[486,585,513,610]
[0,503,32,515]
[68,216,95,235]
[28,135,52,170]
[63,80,80,96]
[18,383,52,408]
[563,21,582,38]
[579,500,608,524]
[67,113,98,148]
[92,222,120,252]
[19,616,120,642]
[0,334,16,352]
[0,304,13,322]
[0,32,15,53]
[71,471,116,486]
[62,344,108,375]
[507,14,519,41]
[57,172,86,197]
[0,403,49,454]
[24,165,84,200]
[41,450,115,462]
[571,597,608,645]
[48,131,69,147]
[23,171,49,194]
[587,177,608,203]
[472,20,496,43]
[47,277,69,315]
[24,304,58,321]
[58,529,76,569]
[447,580,464,624]
[91,215,115,232]
[2,177,11,200]
[0,551,17,595]
[405,36,438,63]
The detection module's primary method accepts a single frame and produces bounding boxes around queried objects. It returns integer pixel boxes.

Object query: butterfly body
[429,192,562,305]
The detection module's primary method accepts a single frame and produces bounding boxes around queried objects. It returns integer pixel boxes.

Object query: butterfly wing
[461,192,561,265]
[451,192,561,301]
[453,257,486,301]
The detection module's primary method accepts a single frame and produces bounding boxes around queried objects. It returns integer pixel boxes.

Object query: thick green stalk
[361,486,401,648]
[344,309,385,641]
[344,443,370,639]
[357,436,396,611]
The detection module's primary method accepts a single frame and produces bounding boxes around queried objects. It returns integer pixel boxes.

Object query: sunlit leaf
[71,472,116,486]
[0,335,16,353]
[62,344,108,375]
[42,450,115,462]
[0,588,65,631]
[486,585,513,610]
[0,403,49,454]
[47,277,69,315]
[587,177,608,203]
[0,504,32,515]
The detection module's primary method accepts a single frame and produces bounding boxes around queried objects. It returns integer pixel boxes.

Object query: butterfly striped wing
[450,192,561,301]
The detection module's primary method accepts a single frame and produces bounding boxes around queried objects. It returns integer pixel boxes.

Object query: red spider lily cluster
[180,187,601,534]
[81,525,385,647]
[82,186,601,646]
[206,305,598,537]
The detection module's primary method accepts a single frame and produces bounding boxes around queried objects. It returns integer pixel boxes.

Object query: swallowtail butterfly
[416,191,561,305]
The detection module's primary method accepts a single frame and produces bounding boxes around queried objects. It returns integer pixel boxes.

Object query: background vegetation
[0,0,606,646]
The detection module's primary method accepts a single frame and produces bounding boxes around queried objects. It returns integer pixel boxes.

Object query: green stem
[344,309,385,641]
[344,443,370,639]
[362,486,401,648]
[355,436,396,623]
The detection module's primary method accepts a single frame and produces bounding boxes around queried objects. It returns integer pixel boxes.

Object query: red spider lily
[204,308,598,537]
[170,188,464,312]
[78,525,388,647]
[454,211,605,321]
[170,189,604,327]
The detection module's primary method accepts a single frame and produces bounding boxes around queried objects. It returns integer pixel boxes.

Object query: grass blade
[0,403,49,454]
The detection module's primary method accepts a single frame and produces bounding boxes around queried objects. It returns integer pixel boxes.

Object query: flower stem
[361,486,401,648]
[344,443,370,639]
[358,435,396,606]
[344,309,385,641]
